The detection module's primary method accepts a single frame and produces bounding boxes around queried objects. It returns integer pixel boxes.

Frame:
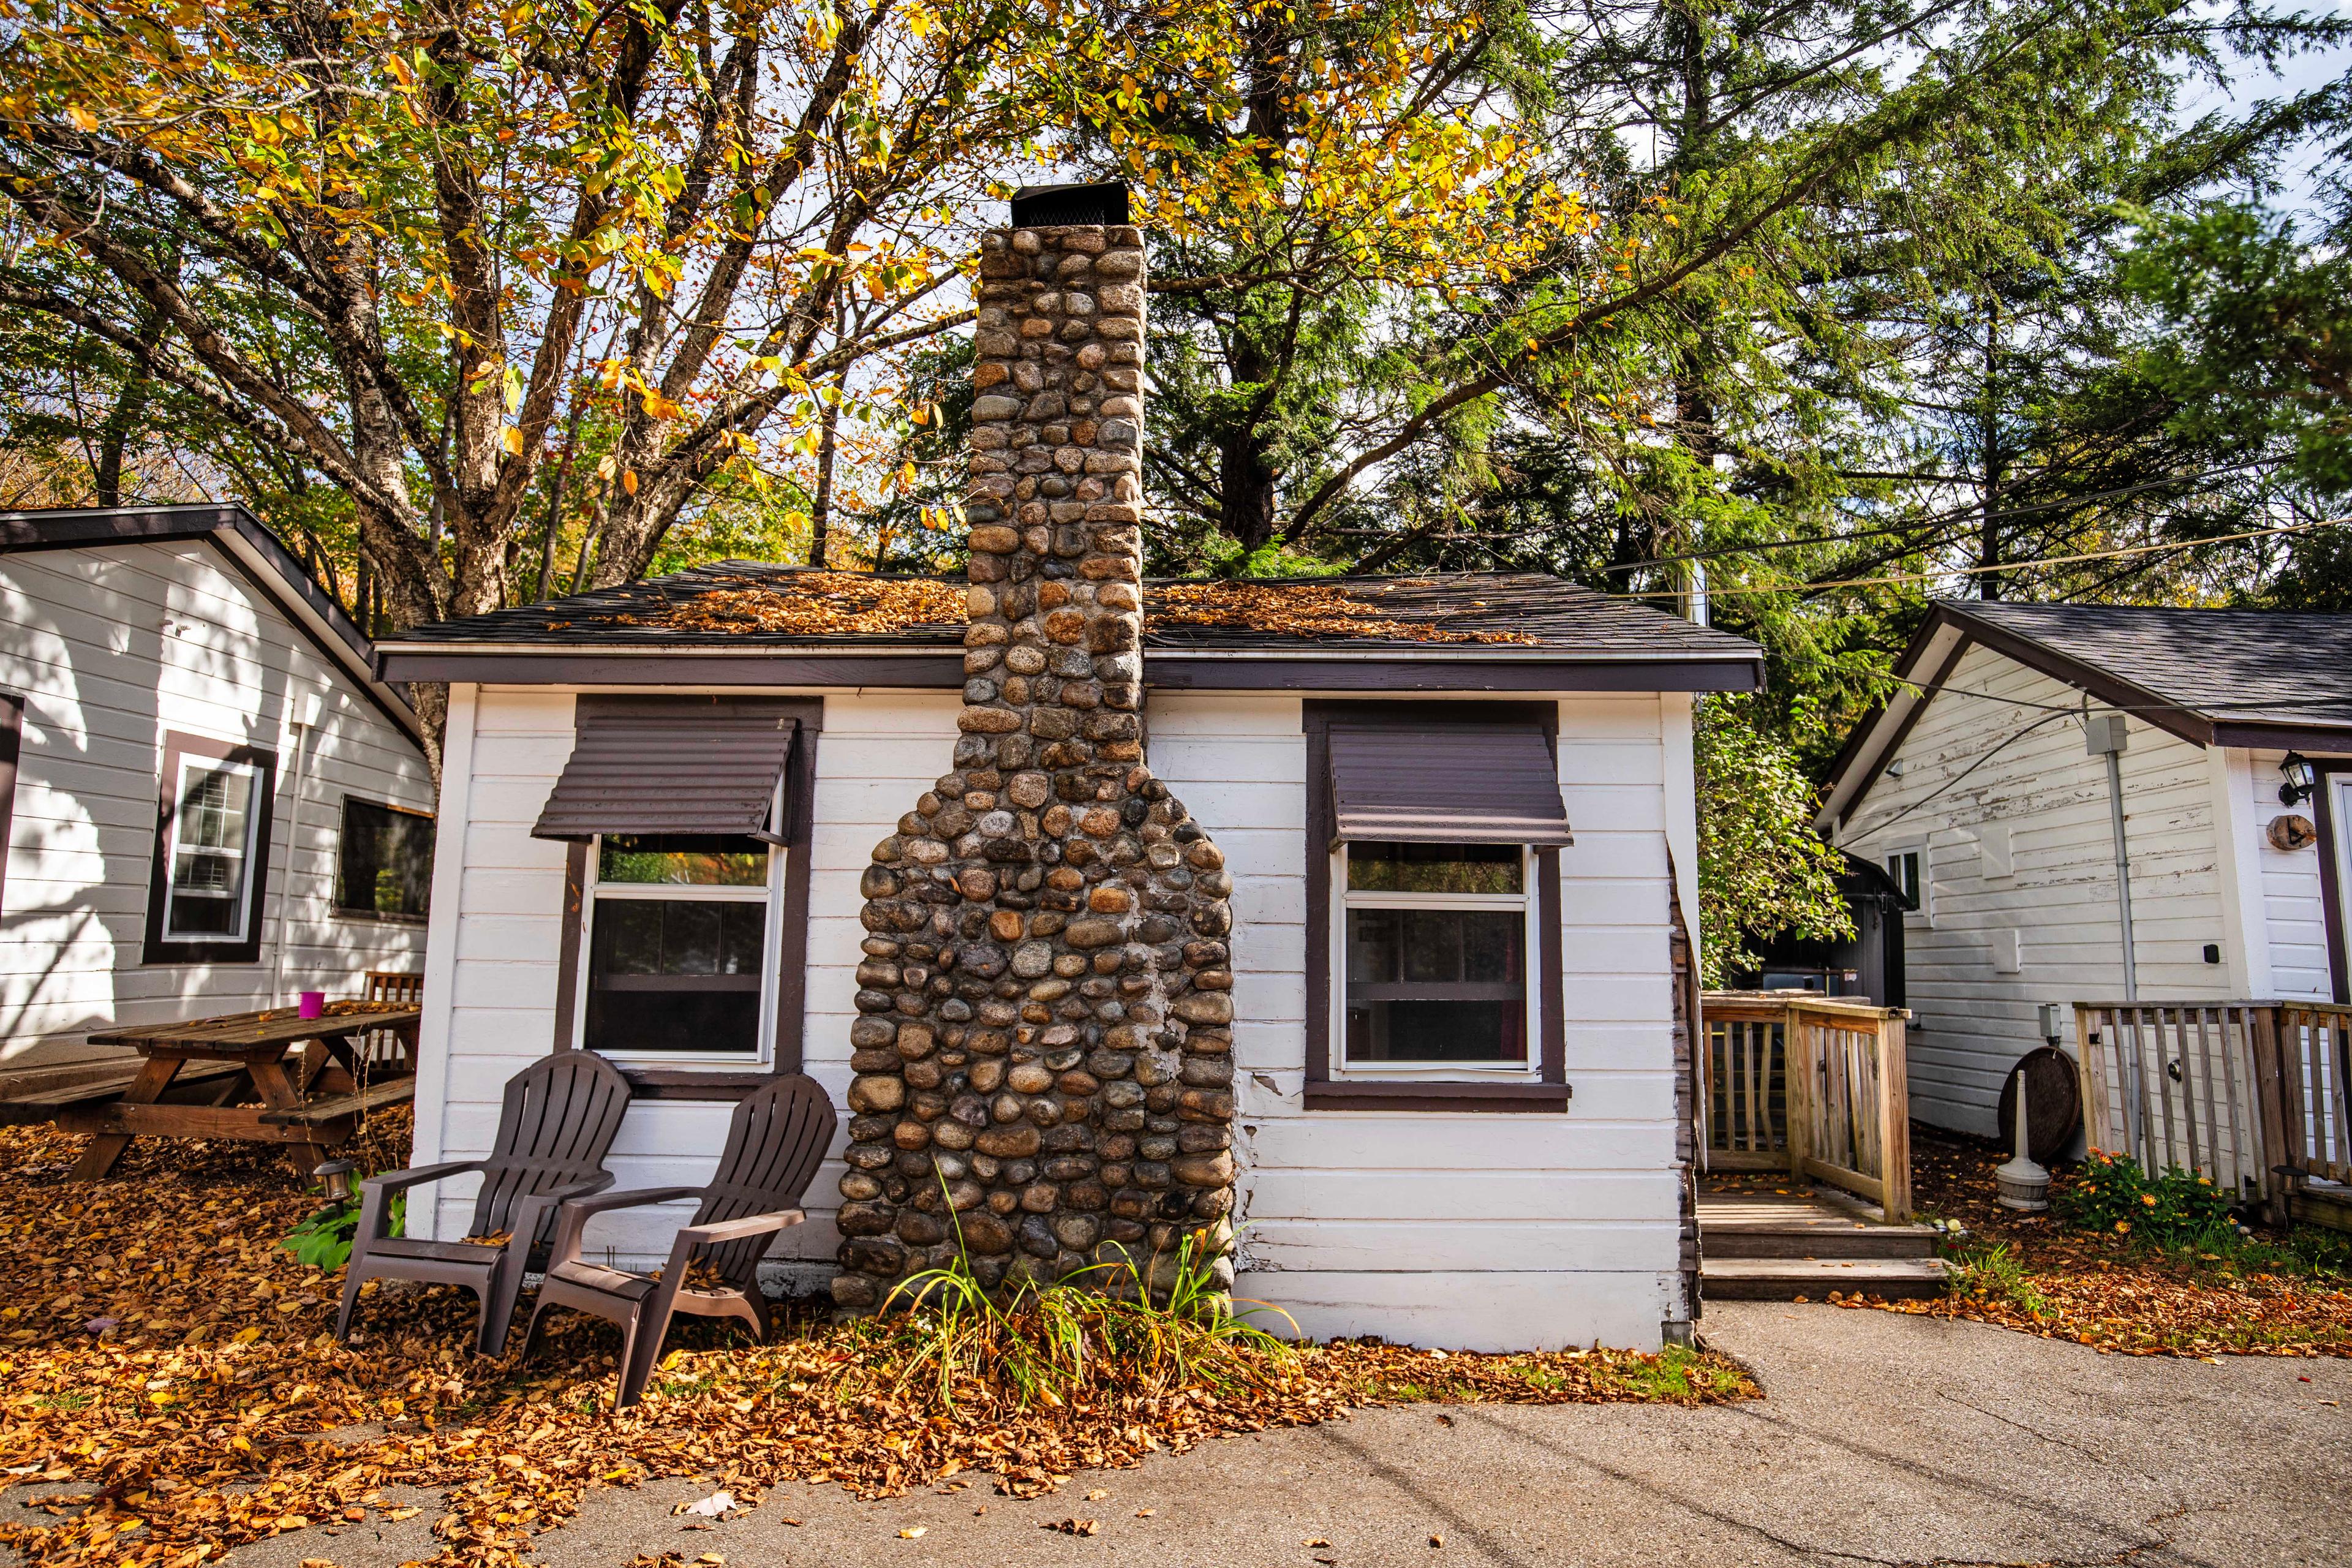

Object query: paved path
[223,1303,2351,1567]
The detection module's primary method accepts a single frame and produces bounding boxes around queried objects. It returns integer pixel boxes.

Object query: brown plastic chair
[521,1074,836,1407]
[337,1050,631,1354]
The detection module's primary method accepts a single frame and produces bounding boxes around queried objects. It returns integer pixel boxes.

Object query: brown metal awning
[532,696,799,843]
[1327,718,1572,846]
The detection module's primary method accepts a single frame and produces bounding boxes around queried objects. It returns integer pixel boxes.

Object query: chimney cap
[1010,180,1131,227]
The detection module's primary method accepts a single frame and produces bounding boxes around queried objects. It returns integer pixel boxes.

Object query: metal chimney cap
[1010,180,1131,227]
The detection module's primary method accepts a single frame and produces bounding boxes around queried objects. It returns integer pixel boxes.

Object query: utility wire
[1611,513,2348,600]
[1846,710,2081,839]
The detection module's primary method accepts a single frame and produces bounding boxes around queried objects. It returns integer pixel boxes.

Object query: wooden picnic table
[64,1001,421,1181]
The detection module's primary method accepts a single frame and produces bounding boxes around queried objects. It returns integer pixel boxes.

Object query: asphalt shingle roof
[1954,599,2352,729]
[389,562,1761,662]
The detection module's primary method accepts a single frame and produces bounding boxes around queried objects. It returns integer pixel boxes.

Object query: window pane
[1344,905,1526,1064]
[586,989,761,1055]
[1346,841,1523,894]
[167,761,254,938]
[586,895,766,1055]
[598,834,768,886]
[336,799,435,918]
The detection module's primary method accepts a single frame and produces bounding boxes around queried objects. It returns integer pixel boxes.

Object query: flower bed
[1839,1128,2352,1357]
[0,1118,1751,1567]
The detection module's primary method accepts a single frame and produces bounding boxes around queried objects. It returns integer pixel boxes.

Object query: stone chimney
[831,210,1238,1309]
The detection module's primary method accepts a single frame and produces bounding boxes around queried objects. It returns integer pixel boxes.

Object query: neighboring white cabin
[1819,601,2351,1139]
[0,507,434,1069]
[382,562,1758,1355]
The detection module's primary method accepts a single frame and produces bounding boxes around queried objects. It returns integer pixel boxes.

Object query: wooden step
[1701,1256,1949,1301]
[1702,1222,1942,1260]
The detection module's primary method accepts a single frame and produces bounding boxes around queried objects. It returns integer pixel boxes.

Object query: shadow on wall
[0,549,385,1065]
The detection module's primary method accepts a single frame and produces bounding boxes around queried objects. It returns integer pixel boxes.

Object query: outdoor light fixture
[312,1157,358,1202]
[2280,751,2318,806]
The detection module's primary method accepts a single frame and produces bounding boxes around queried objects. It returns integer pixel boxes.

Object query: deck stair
[1699,1181,1947,1301]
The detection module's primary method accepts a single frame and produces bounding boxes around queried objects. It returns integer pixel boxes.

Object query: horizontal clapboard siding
[1838,643,2233,1137]
[0,541,431,1069]
[412,684,1692,1348]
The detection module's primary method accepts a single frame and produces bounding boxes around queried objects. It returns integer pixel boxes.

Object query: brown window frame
[1303,700,1569,1112]
[551,696,823,1099]
[143,730,278,966]
[0,690,19,918]
[331,794,436,924]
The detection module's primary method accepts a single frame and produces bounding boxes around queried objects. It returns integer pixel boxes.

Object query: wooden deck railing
[2073,1000,2352,1224]
[1702,993,1912,1221]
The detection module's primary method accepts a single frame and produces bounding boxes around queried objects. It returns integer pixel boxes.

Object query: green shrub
[280,1191,402,1271]
[1945,1240,2049,1318]
[2056,1151,2234,1250]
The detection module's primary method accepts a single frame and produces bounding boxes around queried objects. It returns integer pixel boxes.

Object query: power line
[1613,513,2348,600]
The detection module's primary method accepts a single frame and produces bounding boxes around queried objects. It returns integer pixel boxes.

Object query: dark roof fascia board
[373,645,1763,693]
[1940,603,2215,748]
[0,503,424,747]
[2208,721,2352,755]
[1824,620,1972,830]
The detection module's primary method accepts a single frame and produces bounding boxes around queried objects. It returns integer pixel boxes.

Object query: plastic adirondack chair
[337,1050,632,1354]
[522,1074,836,1408]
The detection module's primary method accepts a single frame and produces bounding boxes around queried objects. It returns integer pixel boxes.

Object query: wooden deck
[1698,1178,1946,1300]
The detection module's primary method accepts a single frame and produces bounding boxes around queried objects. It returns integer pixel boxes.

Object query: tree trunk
[1218,427,1281,553]
[808,391,840,567]
[1978,294,2004,600]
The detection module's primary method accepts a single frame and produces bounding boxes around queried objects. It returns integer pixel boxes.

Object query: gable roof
[1817,598,2352,830]
[374,561,1765,693]
[0,503,423,746]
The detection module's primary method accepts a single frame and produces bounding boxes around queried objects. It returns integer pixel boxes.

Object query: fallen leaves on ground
[0,1118,1750,1567]
[1818,1130,2352,1357]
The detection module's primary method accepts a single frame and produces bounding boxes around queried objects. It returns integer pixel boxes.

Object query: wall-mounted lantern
[2279,752,2317,807]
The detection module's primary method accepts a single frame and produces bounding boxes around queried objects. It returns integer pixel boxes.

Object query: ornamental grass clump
[874,1219,1298,1413]
[2056,1151,2237,1250]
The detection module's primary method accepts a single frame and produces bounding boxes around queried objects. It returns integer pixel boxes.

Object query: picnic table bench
[59,1001,421,1180]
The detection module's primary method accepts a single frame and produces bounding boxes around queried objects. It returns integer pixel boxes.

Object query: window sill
[1304,1080,1570,1112]
[618,1066,779,1100]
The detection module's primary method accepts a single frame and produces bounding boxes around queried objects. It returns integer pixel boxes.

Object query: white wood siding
[0,541,431,1068]
[2219,746,2332,1000]
[1836,643,2232,1136]
[1150,691,1685,1352]
[412,685,1691,1347]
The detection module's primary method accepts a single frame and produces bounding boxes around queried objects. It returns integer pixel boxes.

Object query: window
[1887,849,1922,912]
[575,833,780,1060]
[1302,700,1569,1112]
[144,732,276,963]
[334,797,435,921]
[1341,842,1531,1067]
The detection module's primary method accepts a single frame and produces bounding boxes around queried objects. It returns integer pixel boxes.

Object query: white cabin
[0,505,434,1071]
[1817,600,2350,1139]
[378,568,1762,1351]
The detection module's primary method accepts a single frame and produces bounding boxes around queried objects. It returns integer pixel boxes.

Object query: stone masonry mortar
[829,221,1237,1310]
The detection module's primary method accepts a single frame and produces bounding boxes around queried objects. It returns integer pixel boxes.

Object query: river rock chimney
[831,200,1239,1309]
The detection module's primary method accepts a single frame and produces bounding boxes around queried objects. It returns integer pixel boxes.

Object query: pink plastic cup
[297,991,326,1020]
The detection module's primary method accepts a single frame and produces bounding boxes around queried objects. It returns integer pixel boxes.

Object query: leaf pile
[1831,1130,2352,1357]
[643,573,1539,645]
[0,1120,1751,1567]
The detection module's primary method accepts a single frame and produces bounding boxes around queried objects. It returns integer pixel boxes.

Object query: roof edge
[0,503,423,748]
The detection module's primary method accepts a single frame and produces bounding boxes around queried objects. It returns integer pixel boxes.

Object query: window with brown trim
[144,731,277,965]
[1303,701,1569,1112]
[0,691,19,918]
[548,697,822,1098]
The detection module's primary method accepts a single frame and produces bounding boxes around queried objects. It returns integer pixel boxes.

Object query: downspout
[2087,709,2140,1158]
[270,688,326,1007]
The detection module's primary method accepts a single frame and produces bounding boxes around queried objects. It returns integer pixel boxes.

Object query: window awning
[1327,718,1572,847]
[533,696,799,844]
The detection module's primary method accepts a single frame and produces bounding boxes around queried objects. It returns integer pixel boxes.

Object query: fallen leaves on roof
[625,573,1538,644]
[0,1117,1747,1568]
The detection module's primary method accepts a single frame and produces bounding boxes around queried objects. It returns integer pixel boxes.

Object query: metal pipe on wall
[2087,709,2141,1159]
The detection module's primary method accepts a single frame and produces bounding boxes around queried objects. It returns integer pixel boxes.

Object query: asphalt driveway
[222,1302,2351,1567]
